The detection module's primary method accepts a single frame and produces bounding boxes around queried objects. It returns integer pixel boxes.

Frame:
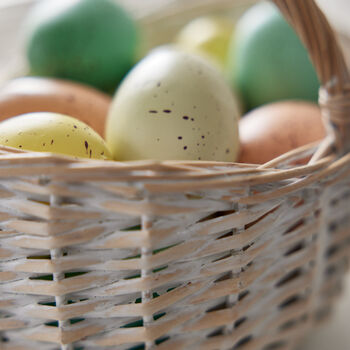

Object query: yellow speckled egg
[0,112,112,160]
[106,47,240,161]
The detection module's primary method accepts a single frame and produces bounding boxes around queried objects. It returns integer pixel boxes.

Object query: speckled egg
[105,47,240,161]
[0,112,112,159]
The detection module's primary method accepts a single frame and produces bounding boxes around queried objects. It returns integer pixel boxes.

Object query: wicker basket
[1,0,350,350]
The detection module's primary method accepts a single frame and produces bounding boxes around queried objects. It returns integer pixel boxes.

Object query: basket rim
[0,142,347,182]
[0,140,326,171]
[2,140,350,203]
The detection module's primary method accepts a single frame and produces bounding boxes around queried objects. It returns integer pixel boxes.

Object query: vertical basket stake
[310,187,331,321]
[225,199,248,336]
[50,194,73,350]
[141,213,154,350]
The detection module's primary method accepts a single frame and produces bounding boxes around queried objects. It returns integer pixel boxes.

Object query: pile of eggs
[0,0,326,164]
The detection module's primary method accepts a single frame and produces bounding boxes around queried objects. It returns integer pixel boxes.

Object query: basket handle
[270,0,350,156]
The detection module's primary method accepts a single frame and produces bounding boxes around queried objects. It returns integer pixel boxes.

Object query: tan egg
[0,77,111,136]
[238,101,326,164]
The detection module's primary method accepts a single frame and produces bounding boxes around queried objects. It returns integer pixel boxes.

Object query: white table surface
[297,273,350,350]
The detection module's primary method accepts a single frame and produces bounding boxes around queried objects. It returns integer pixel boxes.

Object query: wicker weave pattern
[1,0,350,349]
[0,144,349,350]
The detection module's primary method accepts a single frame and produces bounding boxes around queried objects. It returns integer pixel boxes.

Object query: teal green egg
[25,0,139,91]
[227,2,320,110]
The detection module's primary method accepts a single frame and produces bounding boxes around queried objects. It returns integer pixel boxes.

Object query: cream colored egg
[0,112,112,160]
[106,47,240,161]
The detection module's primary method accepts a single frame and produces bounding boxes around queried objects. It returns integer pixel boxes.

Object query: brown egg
[238,101,327,164]
[0,77,111,136]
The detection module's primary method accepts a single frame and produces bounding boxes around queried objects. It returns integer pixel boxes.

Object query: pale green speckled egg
[106,47,240,161]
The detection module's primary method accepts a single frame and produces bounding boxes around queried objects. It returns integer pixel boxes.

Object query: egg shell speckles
[0,112,112,160]
[106,47,240,161]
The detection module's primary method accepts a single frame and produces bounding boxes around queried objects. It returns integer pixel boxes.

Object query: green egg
[227,2,320,110]
[24,0,139,91]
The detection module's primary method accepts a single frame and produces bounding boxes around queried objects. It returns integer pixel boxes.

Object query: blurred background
[0,0,349,84]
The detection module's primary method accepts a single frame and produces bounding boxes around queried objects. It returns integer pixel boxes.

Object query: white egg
[106,47,240,161]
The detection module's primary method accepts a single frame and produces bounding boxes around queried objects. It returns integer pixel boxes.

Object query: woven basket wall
[1,1,350,350]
